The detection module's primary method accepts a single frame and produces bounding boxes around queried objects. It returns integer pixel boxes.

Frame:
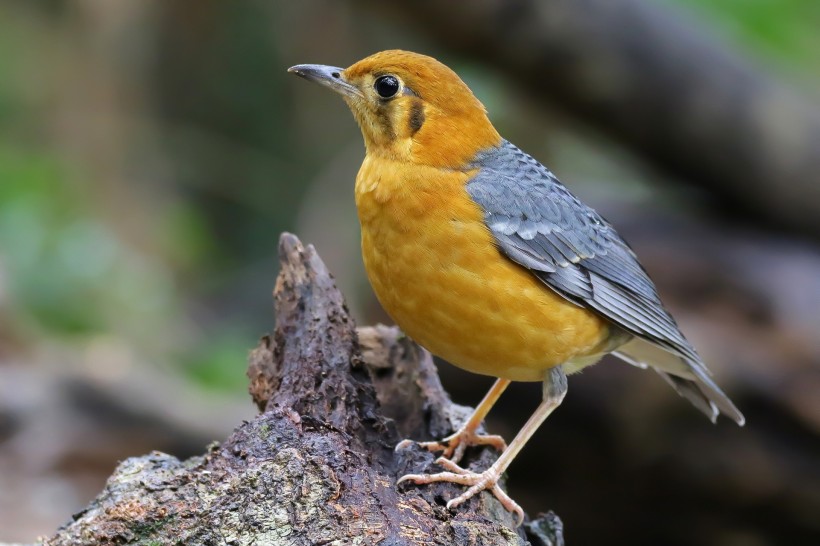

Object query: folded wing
[466,140,743,425]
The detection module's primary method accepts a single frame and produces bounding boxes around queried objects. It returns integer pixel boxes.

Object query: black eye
[374,75,400,98]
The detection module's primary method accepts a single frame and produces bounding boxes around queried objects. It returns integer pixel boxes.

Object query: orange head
[289,50,501,169]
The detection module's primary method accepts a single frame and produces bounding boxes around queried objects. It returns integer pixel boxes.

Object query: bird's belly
[358,180,609,382]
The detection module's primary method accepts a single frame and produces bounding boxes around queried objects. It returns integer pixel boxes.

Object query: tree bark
[355,0,820,240]
[33,233,563,546]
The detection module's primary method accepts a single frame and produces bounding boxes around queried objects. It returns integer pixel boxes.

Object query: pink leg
[396,378,510,464]
[398,367,568,526]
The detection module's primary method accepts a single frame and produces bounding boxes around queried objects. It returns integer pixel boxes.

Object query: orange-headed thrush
[289,50,744,524]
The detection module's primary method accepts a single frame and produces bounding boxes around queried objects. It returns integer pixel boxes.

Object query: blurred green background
[0,1,818,544]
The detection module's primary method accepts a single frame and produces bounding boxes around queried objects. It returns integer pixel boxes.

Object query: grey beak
[287,64,362,98]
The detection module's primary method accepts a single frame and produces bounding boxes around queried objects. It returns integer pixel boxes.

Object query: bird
[288,50,744,525]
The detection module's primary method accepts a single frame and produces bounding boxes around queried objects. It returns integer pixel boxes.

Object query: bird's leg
[398,367,568,526]
[396,378,510,464]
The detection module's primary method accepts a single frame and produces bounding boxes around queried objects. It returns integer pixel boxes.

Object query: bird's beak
[287,64,362,98]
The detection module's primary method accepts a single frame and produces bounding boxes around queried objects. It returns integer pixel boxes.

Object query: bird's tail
[613,337,745,426]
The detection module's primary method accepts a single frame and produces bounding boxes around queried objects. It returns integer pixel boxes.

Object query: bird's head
[289,50,501,169]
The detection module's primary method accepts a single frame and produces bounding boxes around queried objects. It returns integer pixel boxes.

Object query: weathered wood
[39,233,563,545]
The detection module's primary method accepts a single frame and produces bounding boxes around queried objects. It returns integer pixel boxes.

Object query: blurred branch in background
[355,0,820,239]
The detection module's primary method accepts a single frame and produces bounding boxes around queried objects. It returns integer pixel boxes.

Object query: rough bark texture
[30,233,563,546]
[355,0,820,240]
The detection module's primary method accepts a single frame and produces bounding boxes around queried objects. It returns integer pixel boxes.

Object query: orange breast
[355,155,610,381]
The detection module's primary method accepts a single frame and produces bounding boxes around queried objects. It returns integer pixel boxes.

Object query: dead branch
[37,234,563,545]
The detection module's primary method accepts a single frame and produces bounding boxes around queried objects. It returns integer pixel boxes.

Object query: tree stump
[31,233,563,546]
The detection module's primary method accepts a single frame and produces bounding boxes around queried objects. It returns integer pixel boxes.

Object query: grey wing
[466,141,744,425]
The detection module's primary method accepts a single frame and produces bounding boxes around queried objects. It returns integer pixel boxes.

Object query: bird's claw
[398,457,524,526]
[395,430,507,465]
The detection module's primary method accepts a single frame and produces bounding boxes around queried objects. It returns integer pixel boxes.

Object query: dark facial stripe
[408,99,425,135]
[374,100,394,139]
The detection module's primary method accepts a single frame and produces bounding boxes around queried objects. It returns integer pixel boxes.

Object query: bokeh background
[1,1,819,544]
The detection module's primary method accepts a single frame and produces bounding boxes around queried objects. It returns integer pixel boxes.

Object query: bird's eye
[374,75,400,98]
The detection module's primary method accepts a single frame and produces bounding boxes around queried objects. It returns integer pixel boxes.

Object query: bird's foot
[395,428,507,465]
[398,457,524,526]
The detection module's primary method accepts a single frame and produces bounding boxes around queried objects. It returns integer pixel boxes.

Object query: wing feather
[466,140,743,424]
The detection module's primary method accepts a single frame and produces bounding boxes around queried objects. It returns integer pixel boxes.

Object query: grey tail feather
[674,364,745,426]
[613,339,745,426]
[655,370,743,425]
